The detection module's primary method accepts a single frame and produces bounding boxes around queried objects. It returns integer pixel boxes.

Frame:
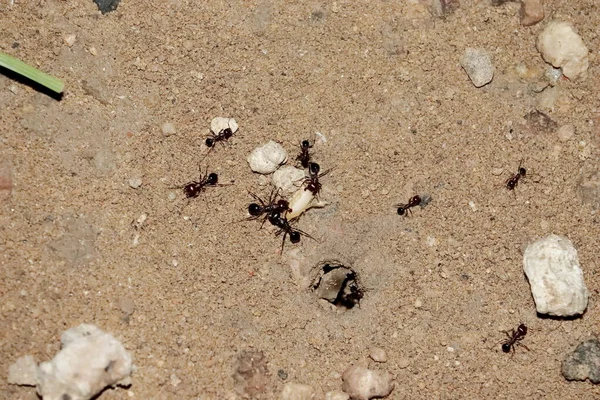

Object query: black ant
[268,212,315,252]
[246,189,291,229]
[182,168,219,199]
[501,323,529,354]
[304,162,331,197]
[205,127,234,148]
[506,161,526,191]
[395,195,422,216]
[296,140,313,168]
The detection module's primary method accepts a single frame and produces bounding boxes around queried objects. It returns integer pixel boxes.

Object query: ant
[182,168,219,198]
[246,189,291,229]
[501,323,529,354]
[304,162,331,197]
[506,160,526,191]
[205,127,234,148]
[296,140,313,168]
[268,212,315,252]
[395,195,422,216]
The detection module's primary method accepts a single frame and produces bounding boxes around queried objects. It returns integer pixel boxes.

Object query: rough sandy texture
[1,0,600,399]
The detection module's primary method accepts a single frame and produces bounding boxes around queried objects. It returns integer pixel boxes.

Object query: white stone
[537,21,589,80]
[460,48,494,88]
[37,324,134,400]
[281,382,315,400]
[161,122,176,136]
[325,391,350,400]
[557,124,575,142]
[8,355,37,386]
[272,166,306,195]
[369,347,388,363]
[210,117,238,135]
[247,141,288,174]
[128,177,142,189]
[341,365,394,400]
[523,234,589,316]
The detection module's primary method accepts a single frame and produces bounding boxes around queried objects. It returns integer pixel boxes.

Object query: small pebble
[281,382,314,400]
[537,21,589,80]
[7,355,37,386]
[414,298,423,308]
[519,0,544,26]
[557,124,575,142]
[562,338,600,383]
[128,177,142,189]
[89,47,98,56]
[325,391,350,400]
[461,48,494,87]
[341,365,394,400]
[162,122,177,136]
[523,234,589,316]
[397,358,410,369]
[369,347,388,363]
[247,141,288,174]
[272,166,306,194]
[63,34,76,47]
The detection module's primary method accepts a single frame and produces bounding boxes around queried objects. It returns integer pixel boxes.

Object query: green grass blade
[0,52,64,94]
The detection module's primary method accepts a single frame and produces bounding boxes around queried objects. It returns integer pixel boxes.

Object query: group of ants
[179,126,530,355]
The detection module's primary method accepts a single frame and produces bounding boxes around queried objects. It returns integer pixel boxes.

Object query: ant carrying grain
[304,162,331,197]
[501,323,529,354]
[246,189,291,229]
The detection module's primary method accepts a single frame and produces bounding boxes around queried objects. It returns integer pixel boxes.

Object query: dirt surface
[1,0,600,399]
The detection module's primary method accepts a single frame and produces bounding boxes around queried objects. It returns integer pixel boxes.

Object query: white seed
[210,117,238,135]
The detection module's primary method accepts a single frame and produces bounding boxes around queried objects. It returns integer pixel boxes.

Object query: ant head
[277,199,289,208]
[411,195,422,205]
[205,137,215,147]
[501,343,511,353]
[309,162,320,175]
[183,183,198,198]
[301,140,310,149]
[519,167,526,177]
[248,203,263,216]
[397,207,406,215]
[289,231,301,243]
[207,173,218,185]
[517,324,527,335]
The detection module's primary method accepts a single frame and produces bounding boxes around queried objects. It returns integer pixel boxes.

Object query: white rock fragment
[8,355,37,386]
[210,117,238,135]
[326,391,350,400]
[128,177,142,189]
[247,140,287,174]
[63,34,77,47]
[461,48,494,88]
[341,365,394,400]
[557,124,575,142]
[523,234,589,316]
[281,382,315,400]
[37,324,134,400]
[272,166,306,195]
[161,122,176,136]
[537,21,589,80]
[369,348,388,363]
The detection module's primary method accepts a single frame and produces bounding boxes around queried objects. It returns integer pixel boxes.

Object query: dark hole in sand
[312,263,364,309]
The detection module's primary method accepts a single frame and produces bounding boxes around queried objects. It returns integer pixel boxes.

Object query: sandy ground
[1,0,600,399]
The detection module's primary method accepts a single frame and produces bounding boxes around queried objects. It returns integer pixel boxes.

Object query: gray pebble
[461,48,494,87]
[562,338,600,383]
[128,177,142,189]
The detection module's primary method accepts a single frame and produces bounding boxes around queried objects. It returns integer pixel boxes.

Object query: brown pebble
[520,0,544,26]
